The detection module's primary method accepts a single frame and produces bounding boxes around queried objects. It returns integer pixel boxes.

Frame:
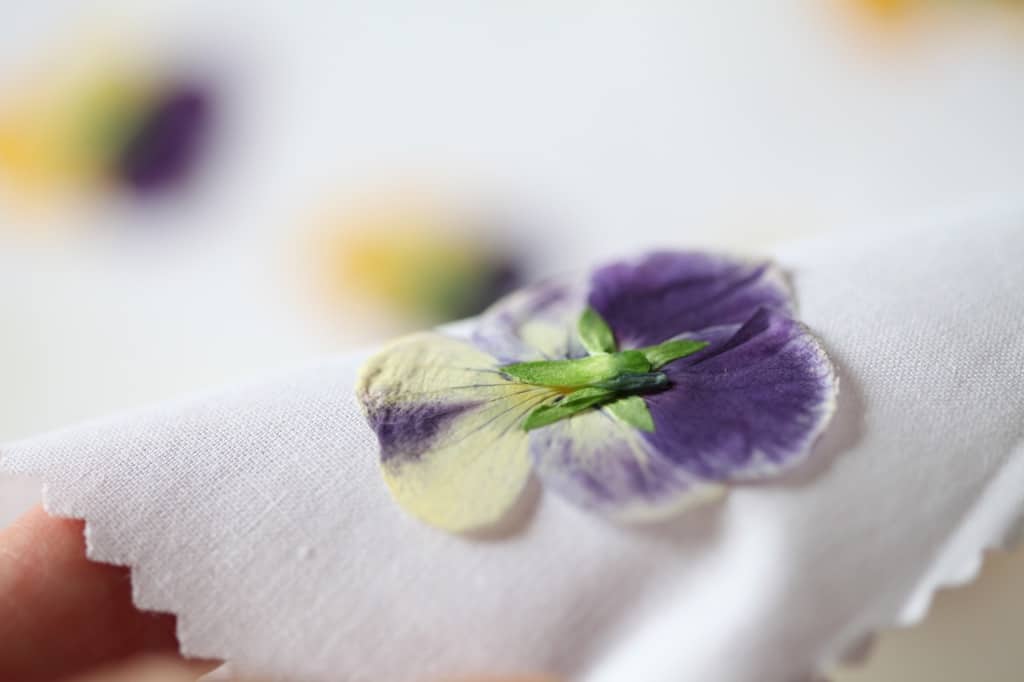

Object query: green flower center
[500,308,707,432]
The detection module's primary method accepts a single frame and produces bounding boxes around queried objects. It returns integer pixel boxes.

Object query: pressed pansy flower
[357,251,838,532]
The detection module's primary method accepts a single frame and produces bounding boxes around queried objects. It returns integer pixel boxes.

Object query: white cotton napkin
[2,210,1023,682]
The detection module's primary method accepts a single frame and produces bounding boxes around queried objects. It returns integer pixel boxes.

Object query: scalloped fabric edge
[0,439,1016,681]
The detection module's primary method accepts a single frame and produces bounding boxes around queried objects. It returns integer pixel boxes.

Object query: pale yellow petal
[358,332,554,532]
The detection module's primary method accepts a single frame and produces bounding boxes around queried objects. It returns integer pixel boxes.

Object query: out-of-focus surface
[833,549,1024,682]
[1,1,1023,680]
[2,0,1021,439]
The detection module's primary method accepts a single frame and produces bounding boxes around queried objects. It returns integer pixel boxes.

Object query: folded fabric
[2,209,1023,682]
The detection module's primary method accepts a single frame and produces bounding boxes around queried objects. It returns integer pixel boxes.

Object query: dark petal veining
[370,400,482,463]
[588,251,792,349]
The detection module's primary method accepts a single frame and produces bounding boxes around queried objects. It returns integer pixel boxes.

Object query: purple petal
[529,407,724,521]
[472,277,587,363]
[117,81,211,194]
[643,308,837,480]
[588,251,792,349]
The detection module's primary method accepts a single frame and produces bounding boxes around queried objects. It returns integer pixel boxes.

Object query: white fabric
[2,211,1024,682]
[0,477,40,527]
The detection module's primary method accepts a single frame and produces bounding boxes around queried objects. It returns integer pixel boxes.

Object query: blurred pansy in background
[847,0,1023,26]
[0,46,212,208]
[310,192,523,331]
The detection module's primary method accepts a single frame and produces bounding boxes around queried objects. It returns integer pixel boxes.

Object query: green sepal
[591,371,668,392]
[523,387,615,431]
[578,307,617,354]
[502,350,650,388]
[605,395,655,432]
[508,316,706,432]
[639,338,709,369]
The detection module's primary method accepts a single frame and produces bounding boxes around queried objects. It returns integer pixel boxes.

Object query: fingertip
[59,655,214,682]
[0,505,197,681]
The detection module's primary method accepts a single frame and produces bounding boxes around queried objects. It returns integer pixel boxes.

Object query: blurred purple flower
[117,81,211,194]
